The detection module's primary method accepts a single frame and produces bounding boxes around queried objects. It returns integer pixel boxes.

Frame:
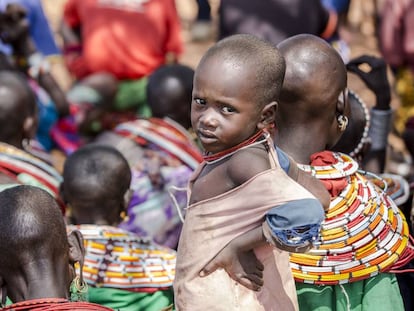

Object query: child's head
[0,185,84,302]
[62,143,132,226]
[0,71,37,147]
[191,34,285,154]
[277,34,348,149]
[147,64,194,129]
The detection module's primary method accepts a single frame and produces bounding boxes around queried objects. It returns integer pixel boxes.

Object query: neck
[203,130,266,163]
[275,125,328,164]
[5,258,70,303]
[70,211,112,226]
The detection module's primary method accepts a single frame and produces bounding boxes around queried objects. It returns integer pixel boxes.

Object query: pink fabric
[174,141,316,310]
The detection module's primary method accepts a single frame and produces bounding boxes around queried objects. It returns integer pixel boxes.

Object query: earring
[70,272,89,302]
[337,115,348,132]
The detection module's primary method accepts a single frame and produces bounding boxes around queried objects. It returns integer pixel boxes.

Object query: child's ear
[67,230,85,265]
[258,101,277,130]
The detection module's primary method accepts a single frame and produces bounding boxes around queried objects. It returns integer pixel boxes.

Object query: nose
[199,107,219,129]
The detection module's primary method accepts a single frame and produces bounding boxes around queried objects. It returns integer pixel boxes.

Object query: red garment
[63,0,183,80]
[309,151,348,197]
[1,298,113,310]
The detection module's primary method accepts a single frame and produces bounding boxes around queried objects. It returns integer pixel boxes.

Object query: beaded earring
[70,265,89,302]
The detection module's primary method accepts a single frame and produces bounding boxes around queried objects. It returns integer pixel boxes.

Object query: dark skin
[61,146,132,227]
[0,186,85,303]
[0,75,36,149]
[344,55,392,173]
[275,34,348,165]
[192,50,327,290]
[191,53,275,291]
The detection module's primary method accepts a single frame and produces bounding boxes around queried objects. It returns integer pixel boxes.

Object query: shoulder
[226,145,270,187]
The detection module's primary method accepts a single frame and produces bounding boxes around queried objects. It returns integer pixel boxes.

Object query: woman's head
[0,185,84,302]
[62,144,132,226]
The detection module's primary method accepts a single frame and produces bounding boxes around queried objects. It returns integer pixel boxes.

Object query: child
[275,34,407,311]
[0,185,113,310]
[62,144,177,311]
[173,34,325,310]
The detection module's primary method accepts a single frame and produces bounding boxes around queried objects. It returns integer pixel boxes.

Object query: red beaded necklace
[203,130,268,164]
[1,298,113,311]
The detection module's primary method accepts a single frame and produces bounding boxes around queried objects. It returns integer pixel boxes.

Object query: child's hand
[199,243,264,291]
[346,55,391,110]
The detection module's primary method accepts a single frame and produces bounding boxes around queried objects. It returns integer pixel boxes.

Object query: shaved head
[199,33,286,107]
[277,34,347,121]
[275,34,348,159]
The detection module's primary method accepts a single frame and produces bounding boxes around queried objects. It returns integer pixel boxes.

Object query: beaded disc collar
[291,151,411,285]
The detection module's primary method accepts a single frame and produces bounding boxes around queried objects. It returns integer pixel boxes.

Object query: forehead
[194,55,256,96]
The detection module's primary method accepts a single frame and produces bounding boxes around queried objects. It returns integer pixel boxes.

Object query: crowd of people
[0,0,414,310]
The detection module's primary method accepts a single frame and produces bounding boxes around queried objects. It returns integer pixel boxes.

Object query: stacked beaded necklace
[291,151,412,285]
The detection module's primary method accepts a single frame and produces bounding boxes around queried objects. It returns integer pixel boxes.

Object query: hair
[0,71,37,142]
[0,185,68,270]
[147,64,194,128]
[199,34,286,107]
[63,144,131,214]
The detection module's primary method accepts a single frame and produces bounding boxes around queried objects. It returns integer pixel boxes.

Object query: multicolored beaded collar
[67,225,176,293]
[291,151,413,285]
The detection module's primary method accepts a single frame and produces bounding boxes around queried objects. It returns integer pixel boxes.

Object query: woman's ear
[258,101,277,130]
[23,116,36,139]
[67,230,85,266]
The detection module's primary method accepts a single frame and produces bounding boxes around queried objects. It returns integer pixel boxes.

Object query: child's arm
[200,226,266,291]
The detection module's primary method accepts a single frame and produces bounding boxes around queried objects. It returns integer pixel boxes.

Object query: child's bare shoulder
[226,146,271,186]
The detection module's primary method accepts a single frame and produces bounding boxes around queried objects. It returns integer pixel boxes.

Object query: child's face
[191,55,263,154]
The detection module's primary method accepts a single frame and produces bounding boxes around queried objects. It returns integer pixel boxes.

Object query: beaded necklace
[290,151,411,285]
[348,90,371,159]
[203,130,269,165]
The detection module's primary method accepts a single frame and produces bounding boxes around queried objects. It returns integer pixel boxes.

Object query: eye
[194,98,206,106]
[222,106,236,114]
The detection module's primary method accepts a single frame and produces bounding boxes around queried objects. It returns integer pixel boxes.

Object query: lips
[197,129,217,144]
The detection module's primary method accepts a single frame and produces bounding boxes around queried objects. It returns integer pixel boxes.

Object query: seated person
[52,65,202,248]
[59,0,183,116]
[0,71,63,211]
[0,3,69,150]
[62,144,176,311]
[0,185,113,310]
